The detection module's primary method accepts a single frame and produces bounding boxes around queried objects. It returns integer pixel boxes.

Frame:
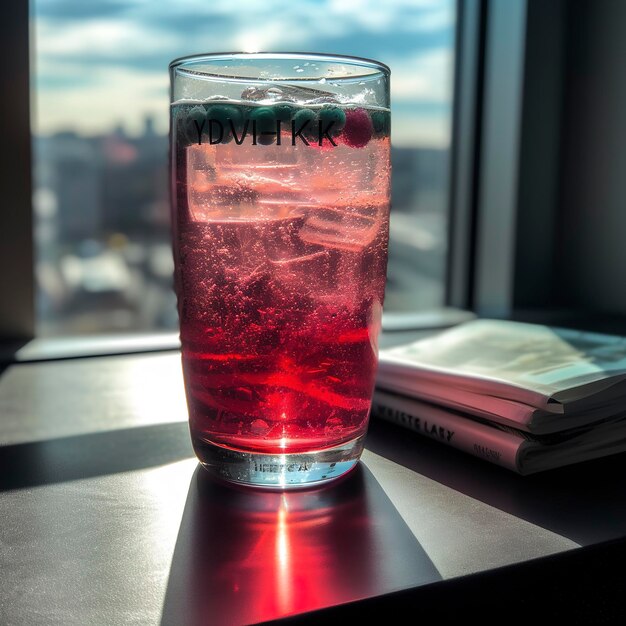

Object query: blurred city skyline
[32,0,454,335]
[34,113,449,334]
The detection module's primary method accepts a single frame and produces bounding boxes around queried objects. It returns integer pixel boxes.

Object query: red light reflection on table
[258,492,340,617]
[162,465,388,625]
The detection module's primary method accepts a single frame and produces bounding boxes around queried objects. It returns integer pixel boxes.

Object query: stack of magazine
[373,319,626,475]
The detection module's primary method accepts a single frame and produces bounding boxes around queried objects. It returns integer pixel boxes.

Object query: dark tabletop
[1,349,626,624]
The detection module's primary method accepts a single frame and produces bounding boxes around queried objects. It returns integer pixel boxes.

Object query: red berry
[342,108,373,148]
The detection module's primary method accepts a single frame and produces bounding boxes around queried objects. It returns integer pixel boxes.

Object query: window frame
[0,1,34,342]
[447,0,569,319]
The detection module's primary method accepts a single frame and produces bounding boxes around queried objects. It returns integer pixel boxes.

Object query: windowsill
[8,332,181,363]
[0,307,475,365]
[6,308,626,367]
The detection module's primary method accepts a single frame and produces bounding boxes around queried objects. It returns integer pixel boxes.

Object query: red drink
[170,54,390,487]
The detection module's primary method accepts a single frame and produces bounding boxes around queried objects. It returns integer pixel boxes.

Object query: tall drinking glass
[169,53,391,488]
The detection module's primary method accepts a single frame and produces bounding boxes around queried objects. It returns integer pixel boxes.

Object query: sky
[33,0,455,147]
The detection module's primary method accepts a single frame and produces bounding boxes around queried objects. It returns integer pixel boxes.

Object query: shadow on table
[0,422,193,491]
[366,418,626,546]
[160,463,441,626]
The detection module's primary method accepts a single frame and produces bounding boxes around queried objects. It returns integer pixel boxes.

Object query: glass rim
[169,51,390,81]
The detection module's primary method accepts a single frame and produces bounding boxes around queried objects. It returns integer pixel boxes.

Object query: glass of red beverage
[169,53,390,488]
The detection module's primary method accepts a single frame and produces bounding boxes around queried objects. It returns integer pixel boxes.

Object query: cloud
[33,0,455,146]
[35,0,130,21]
[36,18,180,59]
[390,48,454,103]
[400,4,455,31]
[36,0,454,69]
[392,99,451,147]
[33,65,169,136]
[326,0,452,33]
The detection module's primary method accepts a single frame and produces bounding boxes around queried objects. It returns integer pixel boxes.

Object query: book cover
[376,370,622,435]
[372,389,626,475]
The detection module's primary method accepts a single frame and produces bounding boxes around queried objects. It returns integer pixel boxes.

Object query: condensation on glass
[170,52,390,487]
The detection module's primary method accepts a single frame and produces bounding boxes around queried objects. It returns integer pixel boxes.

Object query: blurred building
[34,117,448,333]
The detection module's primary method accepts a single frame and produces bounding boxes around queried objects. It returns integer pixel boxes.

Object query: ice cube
[241,84,340,105]
[250,419,270,435]
[309,96,340,105]
[205,95,229,101]
[298,205,384,252]
[241,86,295,102]
[269,249,338,293]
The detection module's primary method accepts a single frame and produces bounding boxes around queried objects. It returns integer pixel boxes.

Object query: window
[32,0,456,336]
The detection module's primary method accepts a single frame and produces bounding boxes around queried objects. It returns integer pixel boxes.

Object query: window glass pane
[33,0,455,335]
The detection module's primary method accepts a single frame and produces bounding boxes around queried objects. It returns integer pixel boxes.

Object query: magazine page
[371,390,524,472]
[379,319,626,405]
[375,373,621,434]
[376,374,539,427]
[372,390,626,475]
[520,419,626,474]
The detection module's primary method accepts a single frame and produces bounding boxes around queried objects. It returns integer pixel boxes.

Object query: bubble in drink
[171,99,390,455]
